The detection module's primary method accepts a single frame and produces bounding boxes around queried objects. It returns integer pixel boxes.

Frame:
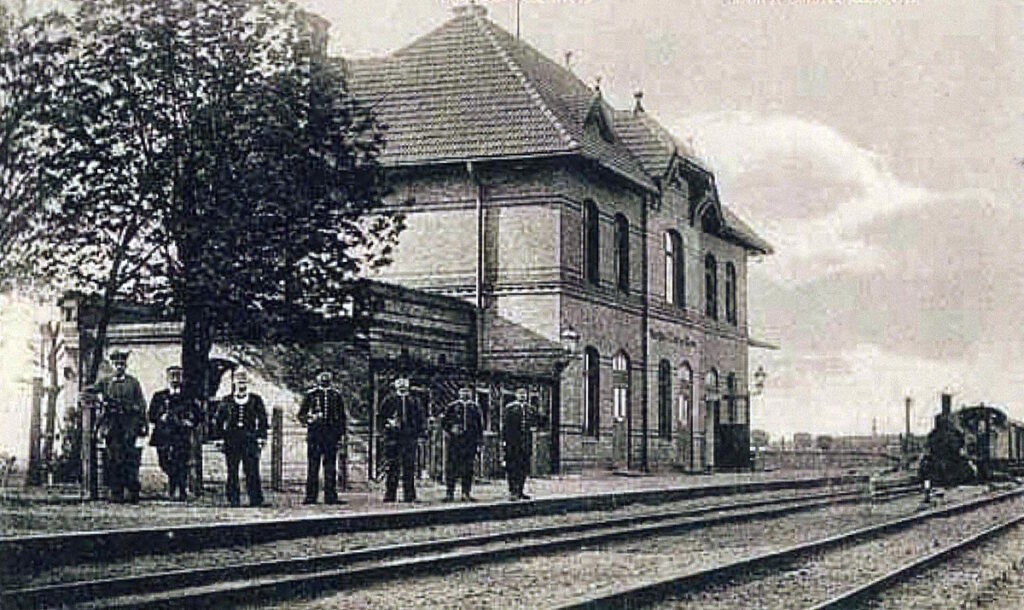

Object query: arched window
[725,262,737,325]
[613,351,630,421]
[614,214,629,293]
[726,372,737,422]
[584,347,600,437]
[658,360,672,438]
[665,230,684,306]
[583,201,600,286]
[705,253,718,320]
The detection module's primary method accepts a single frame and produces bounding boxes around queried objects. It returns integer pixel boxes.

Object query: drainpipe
[640,191,650,472]
[468,161,484,372]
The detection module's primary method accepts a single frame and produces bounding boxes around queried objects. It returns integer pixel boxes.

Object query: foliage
[0,6,69,284]
[28,0,402,393]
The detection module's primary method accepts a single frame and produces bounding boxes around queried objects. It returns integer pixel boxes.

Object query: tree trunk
[86,288,116,386]
[182,298,214,409]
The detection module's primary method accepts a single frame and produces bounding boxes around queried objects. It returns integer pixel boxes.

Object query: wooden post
[338,435,348,492]
[369,371,378,481]
[271,407,283,492]
[81,401,98,499]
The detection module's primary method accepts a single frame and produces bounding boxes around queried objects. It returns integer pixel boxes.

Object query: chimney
[564,51,573,72]
[633,90,644,114]
[453,1,488,18]
[941,393,952,417]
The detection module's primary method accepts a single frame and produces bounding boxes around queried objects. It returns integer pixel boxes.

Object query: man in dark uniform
[94,349,148,503]
[298,369,347,504]
[441,386,483,502]
[214,369,268,507]
[503,387,535,501]
[378,376,424,503]
[149,365,202,501]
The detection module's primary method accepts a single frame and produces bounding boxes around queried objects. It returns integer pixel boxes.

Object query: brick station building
[347,4,772,473]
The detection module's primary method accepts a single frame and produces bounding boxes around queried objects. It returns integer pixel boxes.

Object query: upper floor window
[612,351,630,421]
[584,346,600,437]
[705,253,718,320]
[665,230,684,307]
[725,262,737,325]
[614,214,629,293]
[583,200,600,286]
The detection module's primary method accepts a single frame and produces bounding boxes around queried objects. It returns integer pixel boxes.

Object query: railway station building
[346,4,772,473]
[31,5,772,484]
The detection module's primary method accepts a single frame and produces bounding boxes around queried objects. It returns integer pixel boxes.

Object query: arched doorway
[612,351,631,469]
[677,362,695,470]
[704,368,720,470]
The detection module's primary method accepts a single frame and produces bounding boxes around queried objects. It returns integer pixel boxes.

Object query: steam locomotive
[919,394,1024,486]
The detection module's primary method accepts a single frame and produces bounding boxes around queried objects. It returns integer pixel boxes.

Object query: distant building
[347,4,771,472]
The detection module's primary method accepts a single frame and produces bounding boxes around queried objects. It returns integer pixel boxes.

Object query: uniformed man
[441,386,483,502]
[378,376,424,503]
[298,369,347,504]
[149,365,202,501]
[503,388,535,501]
[94,349,148,503]
[214,369,268,507]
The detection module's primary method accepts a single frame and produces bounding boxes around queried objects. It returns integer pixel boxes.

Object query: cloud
[678,112,1024,433]
[669,112,999,286]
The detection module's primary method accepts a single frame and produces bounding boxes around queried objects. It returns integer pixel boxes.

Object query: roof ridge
[474,15,579,150]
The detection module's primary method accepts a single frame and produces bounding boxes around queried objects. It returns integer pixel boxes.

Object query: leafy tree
[31,0,401,404]
[0,5,69,283]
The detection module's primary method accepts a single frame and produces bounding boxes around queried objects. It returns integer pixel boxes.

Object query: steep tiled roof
[612,109,704,178]
[345,5,770,255]
[346,6,654,191]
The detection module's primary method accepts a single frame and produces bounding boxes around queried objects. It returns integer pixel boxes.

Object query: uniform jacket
[441,399,484,447]
[502,400,535,451]
[95,374,148,442]
[298,386,347,440]
[148,389,203,447]
[214,393,269,444]
[378,392,425,444]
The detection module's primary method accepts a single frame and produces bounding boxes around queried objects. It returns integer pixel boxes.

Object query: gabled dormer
[585,94,617,144]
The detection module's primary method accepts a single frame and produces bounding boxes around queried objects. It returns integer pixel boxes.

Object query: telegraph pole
[904,396,912,456]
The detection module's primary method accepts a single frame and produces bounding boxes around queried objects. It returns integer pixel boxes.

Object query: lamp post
[750,365,767,470]
[550,326,580,475]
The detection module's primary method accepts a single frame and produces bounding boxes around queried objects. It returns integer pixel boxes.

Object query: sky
[299,0,1024,437]
[1,0,1022,454]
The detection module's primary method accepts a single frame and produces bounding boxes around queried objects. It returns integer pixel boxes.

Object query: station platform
[0,468,895,537]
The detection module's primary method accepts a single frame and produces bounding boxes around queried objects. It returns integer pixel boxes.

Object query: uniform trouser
[306,434,338,503]
[506,451,529,497]
[105,442,141,500]
[157,437,191,498]
[446,440,477,497]
[224,438,263,506]
[384,441,417,502]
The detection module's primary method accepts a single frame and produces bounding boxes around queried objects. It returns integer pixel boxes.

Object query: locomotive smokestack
[941,393,952,417]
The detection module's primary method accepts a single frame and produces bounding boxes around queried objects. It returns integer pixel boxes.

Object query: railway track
[1,482,916,609]
[809,511,1024,609]
[0,473,876,572]
[553,486,1024,610]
